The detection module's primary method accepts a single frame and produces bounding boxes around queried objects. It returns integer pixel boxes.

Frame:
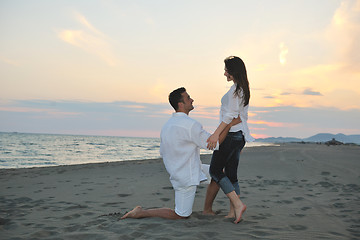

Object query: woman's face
[224,67,234,82]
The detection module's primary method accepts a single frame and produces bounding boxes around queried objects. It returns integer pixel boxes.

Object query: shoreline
[0,141,280,170]
[1,143,359,239]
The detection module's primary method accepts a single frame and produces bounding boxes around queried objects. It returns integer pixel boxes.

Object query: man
[121,87,240,220]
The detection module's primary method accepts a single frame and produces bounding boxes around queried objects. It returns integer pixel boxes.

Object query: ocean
[0,132,274,169]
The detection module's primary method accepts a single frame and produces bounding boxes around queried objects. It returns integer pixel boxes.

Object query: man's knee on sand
[174,185,197,218]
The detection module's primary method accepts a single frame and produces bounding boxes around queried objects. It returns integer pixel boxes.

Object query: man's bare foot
[233,204,246,224]
[202,210,216,215]
[120,206,142,219]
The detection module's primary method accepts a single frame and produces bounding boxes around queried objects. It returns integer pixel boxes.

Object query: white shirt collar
[173,112,188,117]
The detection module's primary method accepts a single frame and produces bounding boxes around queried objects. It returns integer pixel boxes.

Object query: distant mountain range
[255,133,360,144]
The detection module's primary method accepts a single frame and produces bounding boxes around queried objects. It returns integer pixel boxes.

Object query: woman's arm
[218,116,241,145]
[207,116,241,149]
[208,86,242,149]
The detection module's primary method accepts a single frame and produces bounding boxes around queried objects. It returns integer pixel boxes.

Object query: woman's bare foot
[120,206,142,219]
[226,202,235,218]
[225,212,235,218]
[233,204,246,224]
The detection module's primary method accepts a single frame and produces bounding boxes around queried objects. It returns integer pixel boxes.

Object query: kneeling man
[121,87,240,220]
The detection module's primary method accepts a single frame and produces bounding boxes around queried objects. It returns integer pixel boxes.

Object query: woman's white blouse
[220,84,255,142]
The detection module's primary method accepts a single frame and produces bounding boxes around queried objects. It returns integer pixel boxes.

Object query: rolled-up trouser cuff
[233,182,240,195]
[219,177,235,195]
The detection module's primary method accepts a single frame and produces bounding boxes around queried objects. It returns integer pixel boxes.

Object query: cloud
[119,104,146,109]
[248,120,284,127]
[249,105,360,137]
[251,133,272,139]
[0,56,19,66]
[279,42,288,65]
[148,80,169,102]
[280,91,293,96]
[74,12,103,36]
[326,0,360,70]
[0,100,171,137]
[57,12,118,66]
[0,106,81,119]
[302,88,323,96]
[1,100,360,139]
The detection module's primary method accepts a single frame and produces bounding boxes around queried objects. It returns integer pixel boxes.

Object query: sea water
[0,132,273,169]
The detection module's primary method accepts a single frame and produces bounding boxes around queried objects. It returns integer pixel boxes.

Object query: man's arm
[218,116,242,145]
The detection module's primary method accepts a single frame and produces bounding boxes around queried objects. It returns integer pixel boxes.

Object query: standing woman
[204,56,254,224]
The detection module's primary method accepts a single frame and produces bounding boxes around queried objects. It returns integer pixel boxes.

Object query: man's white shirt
[160,112,218,189]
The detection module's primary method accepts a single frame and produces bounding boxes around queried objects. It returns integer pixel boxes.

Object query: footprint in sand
[340,209,353,213]
[276,200,293,204]
[301,206,312,211]
[293,197,304,201]
[65,204,88,210]
[290,225,307,231]
[81,181,93,184]
[251,213,273,220]
[118,194,132,197]
[254,204,269,209]
[101,202,124,207]
[249,230,272,237]
[0,218,11,226]
[84,212,94,216]
[61,213,81,220]
[333,202,345,209]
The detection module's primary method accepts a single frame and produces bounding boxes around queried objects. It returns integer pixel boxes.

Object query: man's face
[180,91,194,113]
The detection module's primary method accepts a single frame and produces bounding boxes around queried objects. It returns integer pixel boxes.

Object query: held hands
[206,116,242,150]
[206,133,219,150]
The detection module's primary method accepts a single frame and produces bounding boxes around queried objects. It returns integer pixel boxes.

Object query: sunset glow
[1,0,359,139]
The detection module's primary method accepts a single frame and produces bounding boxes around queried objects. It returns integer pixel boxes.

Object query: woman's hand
[230,116,242,126]
[207,133,219,150]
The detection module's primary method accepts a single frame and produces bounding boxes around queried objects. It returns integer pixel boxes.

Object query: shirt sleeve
[223,89,242,124]
[190,121,219,150]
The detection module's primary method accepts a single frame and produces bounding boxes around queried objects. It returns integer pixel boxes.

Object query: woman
[204,56,254,224]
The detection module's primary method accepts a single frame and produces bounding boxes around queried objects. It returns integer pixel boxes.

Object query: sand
[0,143,359,240]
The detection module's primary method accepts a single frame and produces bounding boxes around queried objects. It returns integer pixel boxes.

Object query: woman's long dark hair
[224,56,250,106]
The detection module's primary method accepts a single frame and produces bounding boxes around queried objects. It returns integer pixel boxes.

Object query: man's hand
[207,133,219,150]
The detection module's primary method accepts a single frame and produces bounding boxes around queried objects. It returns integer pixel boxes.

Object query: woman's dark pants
[210,130,245,195]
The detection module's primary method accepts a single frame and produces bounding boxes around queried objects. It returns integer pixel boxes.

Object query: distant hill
[255,133,360,144]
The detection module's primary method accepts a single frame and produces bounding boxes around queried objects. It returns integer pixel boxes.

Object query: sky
[1,0,360,139]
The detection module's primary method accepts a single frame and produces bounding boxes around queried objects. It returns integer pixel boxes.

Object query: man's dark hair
[169,87,186,111]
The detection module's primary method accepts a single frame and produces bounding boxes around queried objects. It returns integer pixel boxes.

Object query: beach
[1,143,359,240]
